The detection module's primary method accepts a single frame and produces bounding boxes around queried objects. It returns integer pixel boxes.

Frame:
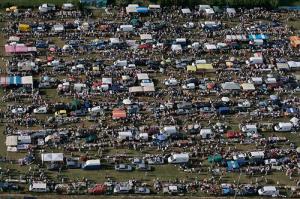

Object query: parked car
[33,106,48,114]
[134,187,151,194]
[115,164,133,172]
[258,186,279,197]
[136,163,152,171]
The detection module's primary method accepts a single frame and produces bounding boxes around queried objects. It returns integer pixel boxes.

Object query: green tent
[70,99,80,110]
[208,154,223,163]
[85,134,97,143]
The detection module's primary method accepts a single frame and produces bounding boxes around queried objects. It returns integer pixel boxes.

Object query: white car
[88,106,102,113]
[182,83,195,90]
[164,78,178,86]
[258,186,279,196]
[11,107,26,114]
[33,106,48,114]
[124,64,136,70]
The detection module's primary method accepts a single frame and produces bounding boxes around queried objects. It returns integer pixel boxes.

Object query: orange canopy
[112,109,127,119]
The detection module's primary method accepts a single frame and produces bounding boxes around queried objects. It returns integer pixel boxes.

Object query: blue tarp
[248,34,268,40]
[227,160,239,171]
[136,7,149,13]
[16,76,21,85]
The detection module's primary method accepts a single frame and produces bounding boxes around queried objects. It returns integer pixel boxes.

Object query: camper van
[258,186,279,196]
[241,124,258,134]
[168,153,189,164]
[274,122,293,132]
[114,60,128,67]
[82,159,101,170]
[29,182,49,192]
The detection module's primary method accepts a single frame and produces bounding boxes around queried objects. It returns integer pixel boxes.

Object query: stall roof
[143,85,155,92]
[6,136,18,146]
[196,64,214,70]
[129,86,143,93]
[221,82,240,90]
[148,4,160,9]
[102,77,112,84]
[140,34,152,40]
[137,73,149,80]
[241,83,255,91]
[41,153,64,162]
[112,109,127,119]
[182,8,191,14]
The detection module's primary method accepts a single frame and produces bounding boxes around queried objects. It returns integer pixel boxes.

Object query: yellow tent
[19,24,31,32]
[187,65,196,72]
[196,63,214,70]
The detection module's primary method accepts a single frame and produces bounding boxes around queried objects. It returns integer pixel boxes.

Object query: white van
[241,124,257,134]
[114,60,128,67]
[168,153,189,164]
[258,186,279,196]
[274,122,293,132]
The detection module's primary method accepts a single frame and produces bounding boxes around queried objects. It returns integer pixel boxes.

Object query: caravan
[168,153,189,164]
[82,159,101,170]
[274,122,293,132]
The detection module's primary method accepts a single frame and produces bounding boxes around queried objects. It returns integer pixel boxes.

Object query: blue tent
[157,134,167,141]
[286,108,298,114]
[136,7,149,13]
[227,160,239,171]
[218,107,230,115]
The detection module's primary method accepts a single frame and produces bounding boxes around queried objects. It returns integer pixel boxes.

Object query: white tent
[226,8,236,15]
[118,131,133,141]
[205,8,215,15]
[221,82,241,90]
[250,77,263,85]
[129,86,143,93]
[110,38,120,44]
[241,83,255,91]
[171,44,182,52]
[200,128,213,139]
[41,153,64,162]
[137,73,149,80]
[199,5,211,11]
[102,77,112,85]
[6,136,18,146]
[148,4,160,9]
[119,25,133,32]
[140,34,152,40]
[182,8,191,14]
[287,61,300,70]
[53,25,64,33]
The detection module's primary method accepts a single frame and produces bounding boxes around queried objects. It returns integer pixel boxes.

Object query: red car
[226,131,241,139]
[88,184,107,195]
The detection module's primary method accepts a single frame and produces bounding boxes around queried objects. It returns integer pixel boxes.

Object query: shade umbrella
[49,47,55,52]
[296,147,300,153]
[122,98,132,105]
[207,83,215,90]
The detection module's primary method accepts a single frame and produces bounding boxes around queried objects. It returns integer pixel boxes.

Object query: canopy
[241,83,255,91]
[6,136,18,146]
[248,34,268,40]
[182,8,191,14]
[196,64,214,70]
[136,7,149,13]
[41,153,64,162]
[112,109,127,119]
[0,76,33,86]
[221,82,240,90]
[208,154,222,163]
[227,160,239,171]
[187,65,196,72]
[140,34,152,40]
[137,73,149,80]
[19,24,30,32]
